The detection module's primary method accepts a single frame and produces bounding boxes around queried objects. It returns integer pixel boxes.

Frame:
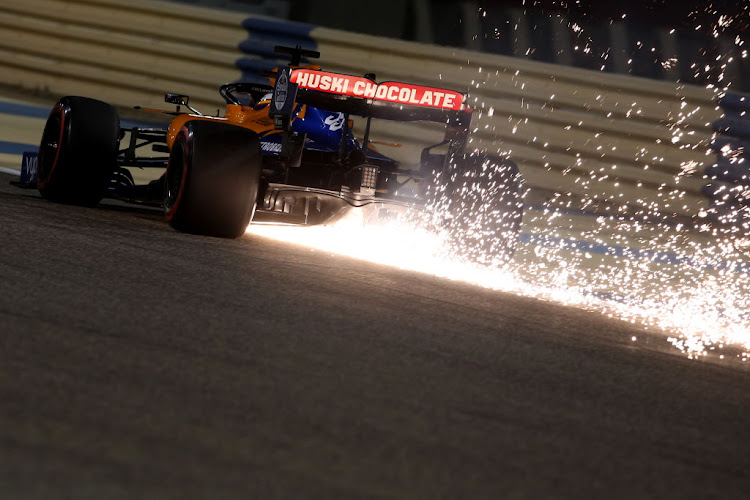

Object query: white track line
[0,166,21,175]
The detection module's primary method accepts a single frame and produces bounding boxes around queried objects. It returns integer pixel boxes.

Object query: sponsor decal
[20,151,38,184]
[261,141,282,153]
[274,70,289,111]
[290,69,464,111]
[324,112,346,131]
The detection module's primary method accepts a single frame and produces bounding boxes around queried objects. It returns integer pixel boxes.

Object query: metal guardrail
[0,0,245,109]
[237,17,317,85]
[0,0,747,219]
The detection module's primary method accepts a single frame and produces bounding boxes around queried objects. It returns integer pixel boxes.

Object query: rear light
[360,165,379,193]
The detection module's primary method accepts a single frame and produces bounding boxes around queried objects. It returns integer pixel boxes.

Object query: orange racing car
[26,46,523,264]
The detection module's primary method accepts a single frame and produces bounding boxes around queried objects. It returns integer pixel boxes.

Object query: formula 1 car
[29,46,523,264]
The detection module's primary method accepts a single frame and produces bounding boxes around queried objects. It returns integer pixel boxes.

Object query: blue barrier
[706,91,750,214]
[236,17,317,85]
[718,93,750,112]
[519,232,750,274]
[713,114,750,140]
[704,157,750,184]
[0,140,35,155]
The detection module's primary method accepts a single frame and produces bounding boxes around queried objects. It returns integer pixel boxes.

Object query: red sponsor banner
[289,69,464,111]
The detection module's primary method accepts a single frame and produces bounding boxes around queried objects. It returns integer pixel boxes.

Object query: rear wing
[283,68,471,127]
[268,66,472,167]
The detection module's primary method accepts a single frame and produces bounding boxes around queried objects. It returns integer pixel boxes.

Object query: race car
[28,46,523,264]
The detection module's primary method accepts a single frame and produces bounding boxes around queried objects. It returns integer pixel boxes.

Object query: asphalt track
[1,171,749,499]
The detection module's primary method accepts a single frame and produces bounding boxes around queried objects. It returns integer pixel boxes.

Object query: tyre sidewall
[37,96,120,205]
[165,120,262,238]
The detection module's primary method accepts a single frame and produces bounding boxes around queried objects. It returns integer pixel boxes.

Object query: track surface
[1,172,749,498]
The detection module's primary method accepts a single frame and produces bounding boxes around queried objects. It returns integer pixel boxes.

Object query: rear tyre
[424,153,524,266]
[164,120,262,238]
[37,96,120,205]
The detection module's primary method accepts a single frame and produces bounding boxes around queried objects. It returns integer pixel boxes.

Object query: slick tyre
[164,120,262,238]
[37,96,120,206]
[425,153,524,266]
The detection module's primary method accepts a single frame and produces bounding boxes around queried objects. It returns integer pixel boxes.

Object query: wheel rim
[164,131,188,220]
[37,104,66,189]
